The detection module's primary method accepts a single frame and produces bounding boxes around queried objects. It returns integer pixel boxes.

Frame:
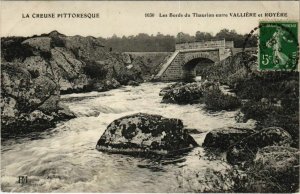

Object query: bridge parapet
[175,39,234,50]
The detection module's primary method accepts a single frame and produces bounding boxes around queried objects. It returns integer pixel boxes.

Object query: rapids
[1,82,255,192]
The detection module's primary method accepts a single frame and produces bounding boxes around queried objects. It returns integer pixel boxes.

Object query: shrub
[241,100,299,147]
[225,146,300,193]
[1,37,34,62]
[234,71,299,101]
[203,88,241,111]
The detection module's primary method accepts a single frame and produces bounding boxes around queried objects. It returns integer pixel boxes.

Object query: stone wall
[160,50,220,81]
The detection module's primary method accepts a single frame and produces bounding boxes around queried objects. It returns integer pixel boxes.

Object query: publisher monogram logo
[18,176,28,184]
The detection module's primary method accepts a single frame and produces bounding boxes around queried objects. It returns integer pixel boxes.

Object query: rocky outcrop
[159,82,185,96]
[161,82,215,104]
[92,78,121,92]
[203,127,255,150]
[1,31,161,135]
[2,32,169,94]
[96,113,198,155]
[200,52,257,85]
[128,52,170,81]
[226,127,292,165]
[22,37,51,53]
[1,63,75,136]
[50,47,89,92]
[160,81,241,110]
[64,34,109,61]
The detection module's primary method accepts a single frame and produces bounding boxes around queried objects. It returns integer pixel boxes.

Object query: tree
[100,29,256,52]
[195,31,213,42]
[176,32,195,43]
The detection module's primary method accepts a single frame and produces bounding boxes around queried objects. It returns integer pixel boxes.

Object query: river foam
[1,82,255,192]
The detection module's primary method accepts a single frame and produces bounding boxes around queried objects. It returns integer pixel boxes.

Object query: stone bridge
[155,39,234,81]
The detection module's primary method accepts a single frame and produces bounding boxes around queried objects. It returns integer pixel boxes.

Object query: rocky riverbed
[1,82,255,192]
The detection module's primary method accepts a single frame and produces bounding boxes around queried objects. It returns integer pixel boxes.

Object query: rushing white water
[1,82,255,192]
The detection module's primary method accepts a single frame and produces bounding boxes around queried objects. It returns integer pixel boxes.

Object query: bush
[241,100,299,147]
[225,146,300,193]
[241,101,281,121]
[234,71,299,101]
[203,88,241,111]
[1,37,34,62]
[50,36,66,48]
[113,63,143,85]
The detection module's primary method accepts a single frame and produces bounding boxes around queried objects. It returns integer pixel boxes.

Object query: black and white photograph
[1,1,299,193]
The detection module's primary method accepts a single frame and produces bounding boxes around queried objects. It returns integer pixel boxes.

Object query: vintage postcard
[1,0,299,193]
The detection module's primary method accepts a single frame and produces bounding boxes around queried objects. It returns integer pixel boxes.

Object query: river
[1,82,255,192]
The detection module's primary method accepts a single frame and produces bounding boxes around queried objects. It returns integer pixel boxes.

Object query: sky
[1,1,299,38]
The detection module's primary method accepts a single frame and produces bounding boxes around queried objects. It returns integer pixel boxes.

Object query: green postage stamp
[259,21,298,70]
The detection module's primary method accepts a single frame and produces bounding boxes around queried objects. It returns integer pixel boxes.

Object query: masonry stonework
[160,49,220,81]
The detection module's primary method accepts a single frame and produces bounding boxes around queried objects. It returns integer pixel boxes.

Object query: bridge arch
[182,57,215,81]
[183,52,218,64]
[156,43,230,81]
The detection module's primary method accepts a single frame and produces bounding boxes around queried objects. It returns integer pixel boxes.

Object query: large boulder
[203,127,255,150]
[96,113,198,155]
[161,82,215,104]
[92,78,121,92]
[226,127,293,165]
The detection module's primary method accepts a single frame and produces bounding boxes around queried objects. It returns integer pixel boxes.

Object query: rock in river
[203,127,255,150]
[96,113,198,155]
[159,82,185,96]
[161,82,215,104]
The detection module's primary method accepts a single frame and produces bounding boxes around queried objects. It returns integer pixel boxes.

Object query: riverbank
[158,52,299,192]
[1,31,169,136]
[202,52,299,148]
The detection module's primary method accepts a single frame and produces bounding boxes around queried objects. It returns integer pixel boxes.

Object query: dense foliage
[1,37,34,62]
[200,52,299,147]
[100,29,257,52]
[203,88,241,111]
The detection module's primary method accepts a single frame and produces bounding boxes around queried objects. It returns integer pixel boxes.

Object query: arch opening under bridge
[182,57,215,81]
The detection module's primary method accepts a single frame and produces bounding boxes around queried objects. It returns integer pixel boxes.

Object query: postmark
[242,21,299,71]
